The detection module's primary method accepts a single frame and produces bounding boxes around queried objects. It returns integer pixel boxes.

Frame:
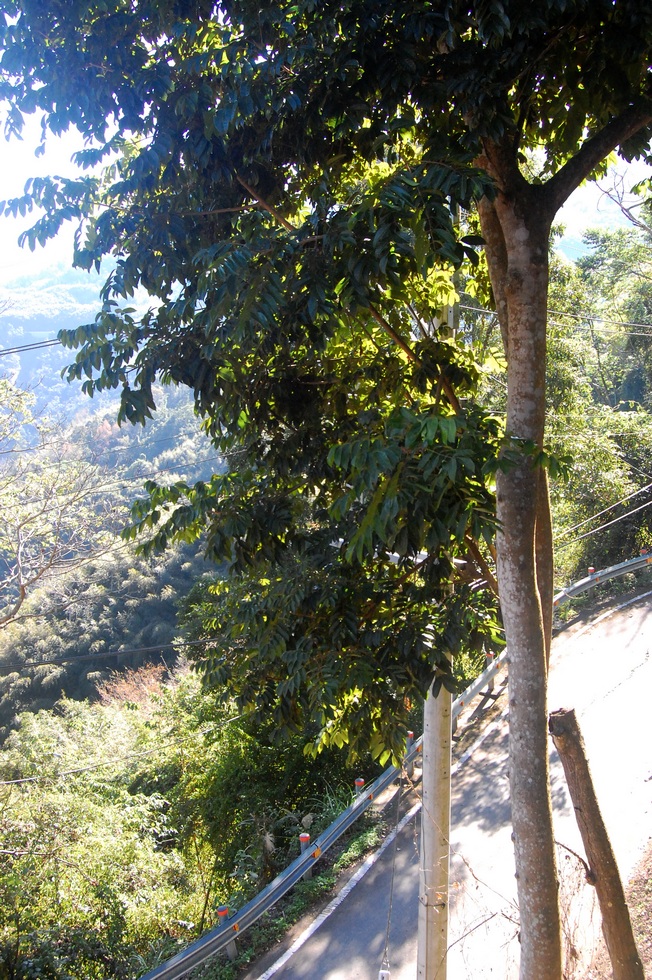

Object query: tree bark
[549,708,644,980]
[478,143,563,980]
[535,468,554,670]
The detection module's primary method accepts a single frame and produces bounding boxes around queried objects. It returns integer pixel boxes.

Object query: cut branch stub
[548,707,644,980]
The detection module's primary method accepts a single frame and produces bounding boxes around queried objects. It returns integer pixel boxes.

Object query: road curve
[246,593,652,979]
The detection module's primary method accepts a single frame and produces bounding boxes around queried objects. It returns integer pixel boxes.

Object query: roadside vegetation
[2,38,652,979]
[1,210,652,977]
[0,664,382,979]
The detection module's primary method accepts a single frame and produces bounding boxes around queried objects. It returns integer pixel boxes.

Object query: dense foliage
[0,0,514,760]
[3,3,652,974]
[0,665,371,980]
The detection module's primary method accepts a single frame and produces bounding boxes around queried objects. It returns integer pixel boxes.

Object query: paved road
[248,593,652,979]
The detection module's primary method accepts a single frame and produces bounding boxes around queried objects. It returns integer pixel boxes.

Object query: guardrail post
[354,777,365,796]
[484,651,495,694]
[405,730,414,778]
[452,702,462,736]
[299,832,312,880]
[216,906,238,962]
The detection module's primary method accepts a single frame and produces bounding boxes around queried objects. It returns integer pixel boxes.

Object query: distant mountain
[0,260,224,737]
[0,262,149,414]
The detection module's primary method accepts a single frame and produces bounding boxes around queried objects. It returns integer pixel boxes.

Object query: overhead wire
[0,635,216,674]
[554,480,652,539]
[7,451,225,507]
[5,431,211,464]
[0,338,62,356]
[4,298,652,365]
[555,497,652,550]
[458,302,652,336]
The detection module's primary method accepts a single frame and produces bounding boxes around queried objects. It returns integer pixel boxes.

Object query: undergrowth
[185,816,386,980]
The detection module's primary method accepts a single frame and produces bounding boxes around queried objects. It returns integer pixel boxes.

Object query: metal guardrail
[553,551,652,607]
[140,552,652,980]
[138,652,508,980]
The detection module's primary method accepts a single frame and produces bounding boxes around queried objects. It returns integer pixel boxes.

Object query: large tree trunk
[478,158,563,979]
[474,104,652,979]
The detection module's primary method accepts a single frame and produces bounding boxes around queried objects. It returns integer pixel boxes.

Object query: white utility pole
[417,206,457,978]
[416,683,452,979]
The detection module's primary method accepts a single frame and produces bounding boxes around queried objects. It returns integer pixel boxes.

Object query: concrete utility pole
[417,230,458,979]
[417,683,452,979]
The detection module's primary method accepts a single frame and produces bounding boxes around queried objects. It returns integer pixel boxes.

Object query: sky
[0,117,83,279]
[0,115,650,319]
[556,163,650,261]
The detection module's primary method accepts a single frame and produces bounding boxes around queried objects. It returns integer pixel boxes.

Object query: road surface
[246,592,652,979]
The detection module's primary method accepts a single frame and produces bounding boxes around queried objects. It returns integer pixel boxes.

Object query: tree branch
[367,304,462,413]
[235,175,296,231]
[0,585,26,628]
[475,195,509,354]
[464,535,499,596]
[367,303,421,362]
[545,103,652,217]
[598,178,652,235]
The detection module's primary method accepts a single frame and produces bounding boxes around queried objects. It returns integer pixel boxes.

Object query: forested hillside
[0,303,222,735]
[3,206,652,976]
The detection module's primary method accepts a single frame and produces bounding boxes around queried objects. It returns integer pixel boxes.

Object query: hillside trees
[544,253,652,581]
[0,665,372,979]
[578,208,652,406]
[0,540,208,739]
[0,380,219,735]
[0,376,123,627]
[0,370,214,638]
[2,3,652,976]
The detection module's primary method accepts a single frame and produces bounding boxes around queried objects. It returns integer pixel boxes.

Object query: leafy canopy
[4,0,650,755]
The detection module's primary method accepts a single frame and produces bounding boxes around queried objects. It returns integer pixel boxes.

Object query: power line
[5,299,652,364]
[459,303,652,335]
[547,307,652,332]
[7,452,225,507]
[0,635,215,674]
[554,480,652,540]
[556,496,652,550]
[10,430,208,460]
[0,338,62,356]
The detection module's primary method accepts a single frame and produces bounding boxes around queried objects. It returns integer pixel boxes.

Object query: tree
[2,3,652,976]
[0,376,123,627]
[544,252,652,582]
[4,5,505,759]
